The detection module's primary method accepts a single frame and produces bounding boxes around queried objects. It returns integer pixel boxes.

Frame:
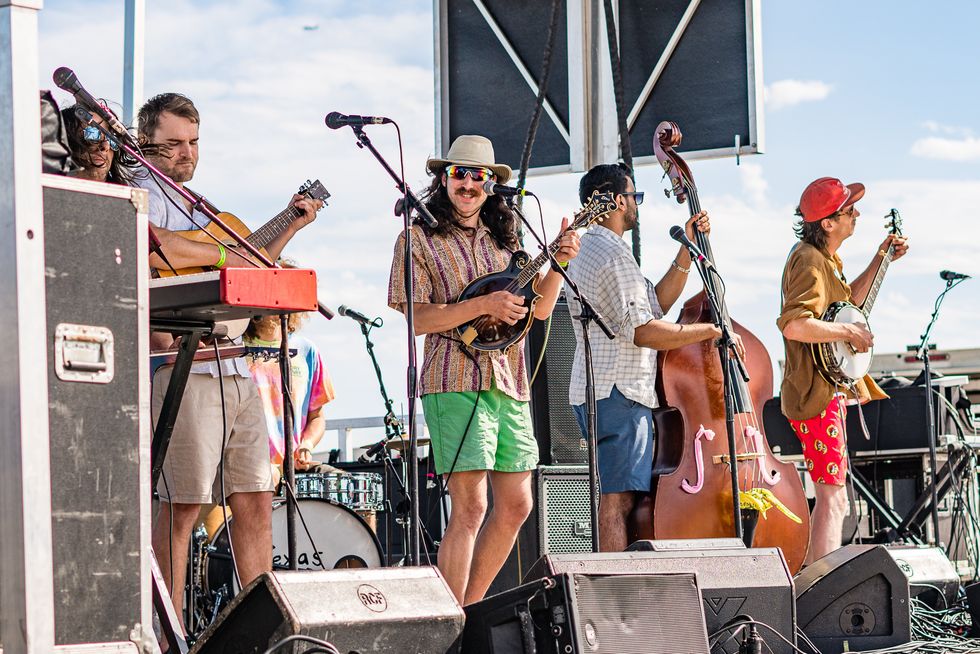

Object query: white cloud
[910,135,980,161]
[922,120,974,137]
[764,79,833,110]
[739,162,768,207]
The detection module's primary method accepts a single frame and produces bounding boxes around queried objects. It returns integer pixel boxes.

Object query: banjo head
[823,303,873,382]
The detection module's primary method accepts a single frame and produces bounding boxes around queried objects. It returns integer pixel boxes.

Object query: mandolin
[456,190,617,351]
[810,209,904,386]
[155,179,330,278]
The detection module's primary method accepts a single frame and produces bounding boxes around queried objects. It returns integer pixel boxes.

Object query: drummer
[244,309,335,480]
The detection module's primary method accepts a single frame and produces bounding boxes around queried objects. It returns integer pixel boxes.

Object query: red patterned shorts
[789,394,848,486]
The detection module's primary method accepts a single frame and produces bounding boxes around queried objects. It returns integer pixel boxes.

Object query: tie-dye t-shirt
[244,334,335,466]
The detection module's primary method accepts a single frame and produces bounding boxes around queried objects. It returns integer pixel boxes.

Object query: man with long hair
[388,135,579,604]
[778,177,908,563]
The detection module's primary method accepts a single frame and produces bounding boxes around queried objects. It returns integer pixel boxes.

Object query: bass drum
[203,498,383,599]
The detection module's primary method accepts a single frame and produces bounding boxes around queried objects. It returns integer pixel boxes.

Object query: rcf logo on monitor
[357,584,388,612]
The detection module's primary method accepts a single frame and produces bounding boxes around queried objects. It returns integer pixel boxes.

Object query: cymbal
[384,436,431,451]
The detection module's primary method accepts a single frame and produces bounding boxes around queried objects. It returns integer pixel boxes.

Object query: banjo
[811,209,903,385]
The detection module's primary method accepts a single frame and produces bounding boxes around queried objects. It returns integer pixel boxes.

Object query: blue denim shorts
[573,386,654,493]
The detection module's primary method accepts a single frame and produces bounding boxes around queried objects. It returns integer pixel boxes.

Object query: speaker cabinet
[463,572,710,654]
[794,545,911,654]
[525,540,796,654]
[42,175,151,645]
[192,567,464,654]
[527,294,586,465]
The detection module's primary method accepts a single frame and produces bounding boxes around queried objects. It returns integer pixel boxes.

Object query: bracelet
[558,260,569,269]
[671,260,690,274]
[215,243,227,269]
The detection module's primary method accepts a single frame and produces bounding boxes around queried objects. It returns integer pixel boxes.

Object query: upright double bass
[636,122,810,574]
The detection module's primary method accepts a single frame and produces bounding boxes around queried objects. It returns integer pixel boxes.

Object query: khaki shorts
[152,367,274,504]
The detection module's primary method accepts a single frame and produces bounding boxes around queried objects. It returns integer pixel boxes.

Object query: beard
[148,151,196,183]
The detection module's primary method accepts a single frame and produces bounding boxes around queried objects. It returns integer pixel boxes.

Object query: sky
[35,1,979,455]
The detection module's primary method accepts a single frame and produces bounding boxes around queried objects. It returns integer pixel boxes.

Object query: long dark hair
[418,169,520,251]
[61,103,138,185]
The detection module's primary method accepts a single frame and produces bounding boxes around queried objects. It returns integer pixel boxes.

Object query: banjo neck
[858,239,896,314]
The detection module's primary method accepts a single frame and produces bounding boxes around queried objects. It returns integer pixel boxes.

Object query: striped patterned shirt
[387,224,529,401]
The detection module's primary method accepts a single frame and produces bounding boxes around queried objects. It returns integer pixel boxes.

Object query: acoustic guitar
[155,179,330,278]
[810,209,904,385]
[456,190,616,351]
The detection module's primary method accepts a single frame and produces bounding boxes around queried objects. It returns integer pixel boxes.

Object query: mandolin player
[387,135,579,604]
[778,176,908,564]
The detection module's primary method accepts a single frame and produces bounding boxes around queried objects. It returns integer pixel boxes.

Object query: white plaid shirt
[565,225,663,408]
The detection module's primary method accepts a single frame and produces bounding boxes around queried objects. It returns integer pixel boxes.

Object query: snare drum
[294,472,385,512]
[202,498,383,600]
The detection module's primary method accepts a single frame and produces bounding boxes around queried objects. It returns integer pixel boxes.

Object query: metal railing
[320,414,428,462]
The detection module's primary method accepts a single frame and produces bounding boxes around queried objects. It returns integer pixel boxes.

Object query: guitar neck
[860,243,895,314]
[246,205,304,250]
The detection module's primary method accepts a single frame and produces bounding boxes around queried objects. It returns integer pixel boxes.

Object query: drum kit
[184,469,391,635]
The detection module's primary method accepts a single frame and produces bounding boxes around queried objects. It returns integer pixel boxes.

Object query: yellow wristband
[215,243,227,269]
[558,260,569,269]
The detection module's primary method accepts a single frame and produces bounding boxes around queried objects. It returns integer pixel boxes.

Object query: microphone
[482,180,533,197]
[338,305,382,328]
[359,439,388,463]
[324,111,392,129]
[53,67,129,140]
[940,270,971,281]
[669,225,714,269]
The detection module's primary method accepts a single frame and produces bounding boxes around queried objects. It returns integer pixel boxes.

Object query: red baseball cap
[799,177,865,222]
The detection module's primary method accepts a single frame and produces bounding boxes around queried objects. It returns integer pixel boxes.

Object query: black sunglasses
[620,191,644,206]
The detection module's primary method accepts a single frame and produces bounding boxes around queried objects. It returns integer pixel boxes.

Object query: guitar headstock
[299,179,331,204]
[884,208,903,236]
[571,190,618,230]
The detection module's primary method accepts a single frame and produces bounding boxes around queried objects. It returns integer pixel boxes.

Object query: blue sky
[37,1,979,453]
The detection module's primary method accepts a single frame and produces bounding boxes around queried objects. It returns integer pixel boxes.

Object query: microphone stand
[508,201,613,552]
[684,247,749,540]
[339,124,438,566]
[915,276,967,545]
[277,314,299,571]
[354,318,412,565]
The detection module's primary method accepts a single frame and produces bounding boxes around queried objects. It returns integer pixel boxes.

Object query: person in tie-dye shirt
[244,312,335,473]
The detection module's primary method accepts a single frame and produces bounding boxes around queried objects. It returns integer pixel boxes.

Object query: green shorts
[421,383,538,475]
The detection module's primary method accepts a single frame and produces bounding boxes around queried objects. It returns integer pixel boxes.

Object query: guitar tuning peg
[664,189,671,198]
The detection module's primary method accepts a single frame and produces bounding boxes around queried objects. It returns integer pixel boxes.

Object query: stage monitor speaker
[462,571,710,653]
[527,294,586,465]
[43,175,151,645]
[885,545,960,610]
[191,567,464,654]
[794,544,911,654]
[525,539,795,654]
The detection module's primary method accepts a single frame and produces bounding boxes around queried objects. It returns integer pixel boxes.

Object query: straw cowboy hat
[426,135,512,184]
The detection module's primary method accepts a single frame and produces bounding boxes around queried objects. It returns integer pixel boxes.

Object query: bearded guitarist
[387,135,579,604]
[778,176,909,564]
[135,92,322,632]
